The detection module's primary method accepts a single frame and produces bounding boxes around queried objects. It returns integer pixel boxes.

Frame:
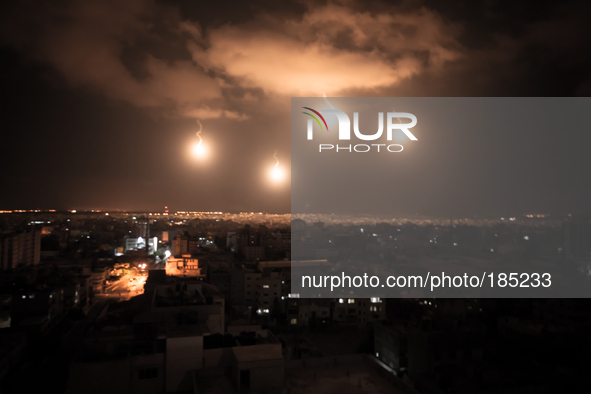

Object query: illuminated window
[262,285,269,288]
[290,318,297,325]
[348,299,355,304]
[339,298,344,304]
[370,297,381,303]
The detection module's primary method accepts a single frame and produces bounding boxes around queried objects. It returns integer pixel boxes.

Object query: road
[104,270,147,300]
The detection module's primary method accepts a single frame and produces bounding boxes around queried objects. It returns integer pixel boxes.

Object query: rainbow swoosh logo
[302,107,328,131]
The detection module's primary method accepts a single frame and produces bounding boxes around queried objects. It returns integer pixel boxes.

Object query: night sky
[1,0,590,214]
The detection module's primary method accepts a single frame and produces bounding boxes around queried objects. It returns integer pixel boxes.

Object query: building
[406,317,486,391]
[0,229,41,270]
[165,255,203,277]
[171,233,201,257]
[244,245,265,261]
[172,233,189,256]
[0,332,27,382]
[228,261,289,316]
[292,298,332,326]
[374,321,408,372]
[83,266,109,295]
[284,354,418,394]
[11,286,64,334]
[68,279,284,393]
[563,214,591,259]
[285,295,385,328]
[124,235,158,255]
[229,331,284,391]
[208,269,232,301]
[333,297,386,326]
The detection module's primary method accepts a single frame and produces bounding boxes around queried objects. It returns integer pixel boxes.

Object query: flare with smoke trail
[269,150,285,182]
[192,119,208,158]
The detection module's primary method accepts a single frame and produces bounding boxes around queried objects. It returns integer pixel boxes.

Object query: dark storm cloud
[0,0,589,212]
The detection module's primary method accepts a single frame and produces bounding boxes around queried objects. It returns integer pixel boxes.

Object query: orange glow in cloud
[190,4,461,96]
[3,0,463,114]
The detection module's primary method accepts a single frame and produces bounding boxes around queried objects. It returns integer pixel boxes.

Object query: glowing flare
[192,119,208,158]
[192,141,208,157]
[269,150,285,182]
[270,166,285,182]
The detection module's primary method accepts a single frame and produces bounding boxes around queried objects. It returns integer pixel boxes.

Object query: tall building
[165,255,202,277]
[123,235,158,255]
[0,229,41,270]
[563,214,591,259]
[171,232,200,257]
[172,233,189,256]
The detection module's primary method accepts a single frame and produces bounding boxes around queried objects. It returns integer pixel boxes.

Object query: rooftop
[285,354,418,394]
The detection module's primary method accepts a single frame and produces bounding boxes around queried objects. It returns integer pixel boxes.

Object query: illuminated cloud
[190,3,462,95]
[184,107,249,121]
[184,107,223,119]
[224,110,250,121]
[1,0,464,113]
